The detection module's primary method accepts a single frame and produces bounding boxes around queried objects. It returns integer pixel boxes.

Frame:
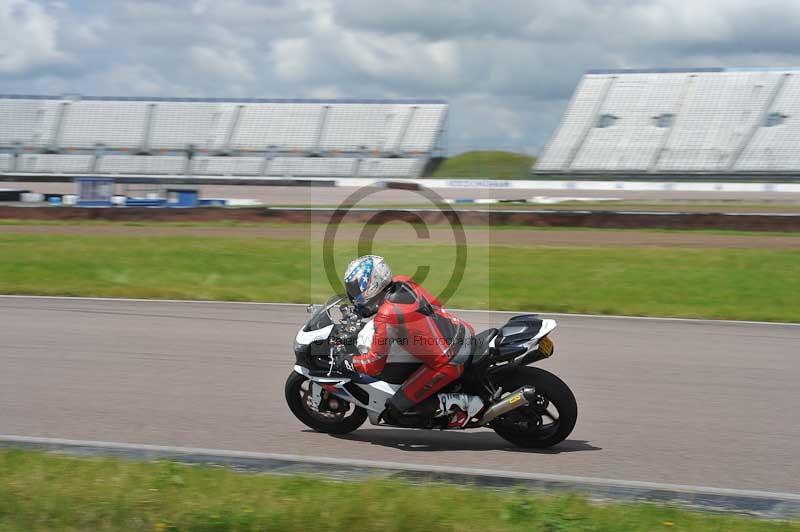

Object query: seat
[468,328,498,367]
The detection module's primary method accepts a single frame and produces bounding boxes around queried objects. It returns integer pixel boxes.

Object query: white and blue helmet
[344,255,392,306]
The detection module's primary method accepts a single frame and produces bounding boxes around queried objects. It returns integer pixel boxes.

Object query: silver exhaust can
[478,386,536,425]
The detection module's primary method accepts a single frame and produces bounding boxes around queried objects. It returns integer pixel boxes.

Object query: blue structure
[75,177,114,207]
[124,197,167,207]
[166,187,199,208]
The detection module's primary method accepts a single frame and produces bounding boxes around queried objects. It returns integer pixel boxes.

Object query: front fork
[308,380,324,409]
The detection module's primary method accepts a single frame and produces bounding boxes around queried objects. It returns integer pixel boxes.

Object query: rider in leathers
[335,255,478,425]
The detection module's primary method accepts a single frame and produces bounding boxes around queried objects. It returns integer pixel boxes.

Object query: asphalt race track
[1,296,798,494]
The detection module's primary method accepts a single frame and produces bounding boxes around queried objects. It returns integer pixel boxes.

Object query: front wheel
[284,372,367,434]
[490,367,577,449]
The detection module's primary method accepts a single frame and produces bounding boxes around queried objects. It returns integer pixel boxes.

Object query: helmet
[343,255,392,307]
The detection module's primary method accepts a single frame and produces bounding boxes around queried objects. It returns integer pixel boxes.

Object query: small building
[165,186,199,208]
[75,177,114,207]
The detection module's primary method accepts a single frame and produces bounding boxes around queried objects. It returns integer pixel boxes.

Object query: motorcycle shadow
[328,428,600,454]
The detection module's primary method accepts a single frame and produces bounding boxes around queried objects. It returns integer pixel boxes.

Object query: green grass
[2,217,800,237]
[431,150,536,179]
[1,233,798,322]
[0,449,794,532]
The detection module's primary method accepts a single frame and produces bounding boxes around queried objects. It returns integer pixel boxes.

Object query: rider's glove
[333,353,356,374]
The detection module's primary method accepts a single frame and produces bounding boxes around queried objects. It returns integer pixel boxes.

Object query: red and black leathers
[351,275,474,411]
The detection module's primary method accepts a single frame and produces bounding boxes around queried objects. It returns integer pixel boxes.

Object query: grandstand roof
[0,94,446,105]
[585,67,800,75]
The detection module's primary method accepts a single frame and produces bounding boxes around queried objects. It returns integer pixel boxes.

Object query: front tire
[285,372,367,434]
[490,367,577,449]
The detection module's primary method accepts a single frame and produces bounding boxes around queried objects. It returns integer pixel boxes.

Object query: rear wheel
[490,367,577,449]
[284,372,367,434]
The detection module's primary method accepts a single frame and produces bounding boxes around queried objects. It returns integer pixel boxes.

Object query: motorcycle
[285,295,577,448]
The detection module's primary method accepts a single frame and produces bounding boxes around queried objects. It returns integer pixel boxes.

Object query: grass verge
[431,150,536,179]
[0,449,795,532]
[1,233,798,321]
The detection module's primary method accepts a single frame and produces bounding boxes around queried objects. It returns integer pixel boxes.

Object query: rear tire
[284,372,367,434]
[491,367,577,449]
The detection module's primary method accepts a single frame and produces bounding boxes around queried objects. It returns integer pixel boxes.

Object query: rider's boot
[435,393,484,428]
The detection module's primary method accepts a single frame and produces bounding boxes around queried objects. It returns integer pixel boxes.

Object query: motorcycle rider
[333,255,483,428]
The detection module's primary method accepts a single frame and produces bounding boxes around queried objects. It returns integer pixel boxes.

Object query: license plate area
[538,335,554,357]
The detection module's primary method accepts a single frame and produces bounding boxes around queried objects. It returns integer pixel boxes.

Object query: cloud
[273,38,311,81]
[190,46,254,82]
[3,0,800,152]
[0,0,69,76]
[332,0,537,40]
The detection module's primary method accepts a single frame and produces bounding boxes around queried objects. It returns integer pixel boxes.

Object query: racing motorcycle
[285,296,577,448]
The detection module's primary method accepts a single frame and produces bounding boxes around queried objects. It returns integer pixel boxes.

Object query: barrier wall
[341,178,800,193]
[4,173,800,193]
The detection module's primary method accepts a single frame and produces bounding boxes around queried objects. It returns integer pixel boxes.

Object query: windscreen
[303,295,345,331]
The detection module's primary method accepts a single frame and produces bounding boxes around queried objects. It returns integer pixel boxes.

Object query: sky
[2,0,800,155]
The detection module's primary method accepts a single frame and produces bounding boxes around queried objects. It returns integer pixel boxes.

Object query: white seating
[376,105,415,153]
[268,157,357,177]
[535,68,800,174]
[736,74,800,171]
[0,96,446,178]
[192,156,264,176]
[149,102,234,151]
[17,154,93,173]
[0,98,60,148]
[399,104,447,152]
[535,76,612,171]
[231,103,323,151]
[656,71,779,172]
[60,100,149,149]
[319,104,394,152]
[572,73,685,171]
[97,155,186,175]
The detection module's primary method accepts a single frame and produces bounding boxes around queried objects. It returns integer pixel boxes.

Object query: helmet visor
[345,276,365,303]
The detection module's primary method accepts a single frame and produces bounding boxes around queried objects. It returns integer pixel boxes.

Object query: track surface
[1,296,798,493]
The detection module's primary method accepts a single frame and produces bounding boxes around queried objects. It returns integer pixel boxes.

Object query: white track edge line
[0,294,797,327]
[1,435,797,501]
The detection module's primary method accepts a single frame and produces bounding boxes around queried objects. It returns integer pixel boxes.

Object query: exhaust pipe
[478,386,536,425]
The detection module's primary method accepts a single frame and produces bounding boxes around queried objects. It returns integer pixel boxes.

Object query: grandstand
[534,68,800,176]
[0,95,447,179]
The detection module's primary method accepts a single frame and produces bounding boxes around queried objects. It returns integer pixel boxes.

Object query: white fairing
[489,319,556,349]
[356,319,374,354]
[294,363,400,425]
[515,319,558,356]
[360,380,402,424]
[295,324,333,345]
[294,319,400,423]
[536,319,557,341]
[293,364,350,383]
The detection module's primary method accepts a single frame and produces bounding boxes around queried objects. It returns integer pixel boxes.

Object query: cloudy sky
[2,0,800,154]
